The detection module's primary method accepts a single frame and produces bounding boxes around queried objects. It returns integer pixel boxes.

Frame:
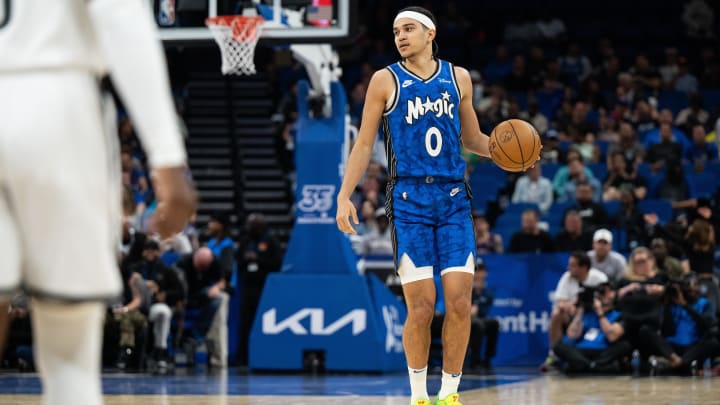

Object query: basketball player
[336,7,491,405]
[0,1,195,404]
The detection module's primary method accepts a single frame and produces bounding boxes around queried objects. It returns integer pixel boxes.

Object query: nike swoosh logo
[402,80,414,88]
[450,187,460,197]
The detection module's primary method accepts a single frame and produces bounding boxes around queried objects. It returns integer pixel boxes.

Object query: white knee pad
[31,299,105,405]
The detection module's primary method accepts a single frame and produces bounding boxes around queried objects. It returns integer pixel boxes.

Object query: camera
[665,275,694,301]
[577,282,611,312]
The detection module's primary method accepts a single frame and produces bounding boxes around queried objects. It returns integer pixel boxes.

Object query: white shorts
[0,71,122,301]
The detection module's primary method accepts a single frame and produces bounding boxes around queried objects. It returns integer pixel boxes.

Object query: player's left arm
[455,66,490,158]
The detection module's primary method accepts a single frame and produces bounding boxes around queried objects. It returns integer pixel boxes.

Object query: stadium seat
[687,172,719,198]
[542,162,562,180]
[603,201,621,217]
[587,162,608,181]
[504,202,540,214]
[638,199,673,223]
[657,90,689,116]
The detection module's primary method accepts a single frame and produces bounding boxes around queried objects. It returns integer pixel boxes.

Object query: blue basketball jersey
[382,59,466,180]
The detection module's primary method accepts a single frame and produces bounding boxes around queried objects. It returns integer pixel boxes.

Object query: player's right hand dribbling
[336,198,359,235]
[151,166,197,239]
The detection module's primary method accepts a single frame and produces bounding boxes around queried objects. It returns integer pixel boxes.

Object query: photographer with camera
[542,251,608,371]
[553,282,632,373]
[643,274,720,375]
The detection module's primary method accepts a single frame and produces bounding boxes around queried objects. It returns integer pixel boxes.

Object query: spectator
[237,213,283,366]
[477,84,509,130]
[552,151,597,199]
[602,151,648,201]
[129,240,184,372]
[643,109,690,151]
[607,121,645,170]
[592,55,621,91]
[587,229,628,283]
[468,262,499,370]
[616,247,668,344]
[611,190,647,251]
[520,99,549,135]
[629,54,662,98]
[554,210,593,252]
[543,251,609,371]
[646,274,720,375]
[503,54,532,91]
[3,294,34,372]
[483,45,513,85]
[631,99,659,135]
[557,159,602,203]
[511,163,554,213]
[206,212,236,285]
[508,209,555,253]
[473,213,503,254]
[650,238,685,279]
[536,77,564,122]
[361,208,394,256]
[539,129,561,164]
[111,271,149,371]
[652,159,692,202]
[676,94,710,134]
[565,182,609,232]
[673,57,699,95]
[559,42,592,85]
[553,282,631,373]
[175,247,229,368]
[684,124,719,169]
[647,123,685,173]
[659,47,680,88]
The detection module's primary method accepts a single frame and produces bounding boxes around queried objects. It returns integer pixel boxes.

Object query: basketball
[488,119,542,172]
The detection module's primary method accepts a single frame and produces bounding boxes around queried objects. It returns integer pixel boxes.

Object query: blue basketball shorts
[386,177,476,284]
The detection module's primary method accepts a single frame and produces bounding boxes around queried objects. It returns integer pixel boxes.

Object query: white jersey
[0,0,106,74]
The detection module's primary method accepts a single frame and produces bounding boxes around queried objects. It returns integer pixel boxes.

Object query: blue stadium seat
[495,213,519,229]
[469,175,504,213]
[657,90,689,116]
[505,202,540,214]
[473,162,509,182]
[603,201,621,217]
[542,162,562,181]
[687,172,719,198]
[493,225,517,251]
[638,199,673,223]
[587,162,608,181]
[701,90,720,113]
[610,228,629,254]
[595,140,611,161]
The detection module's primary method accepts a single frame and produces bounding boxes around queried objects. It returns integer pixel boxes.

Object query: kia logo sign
[262,308,367,336]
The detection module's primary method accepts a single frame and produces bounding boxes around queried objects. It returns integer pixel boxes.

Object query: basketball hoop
[205,16,264,76]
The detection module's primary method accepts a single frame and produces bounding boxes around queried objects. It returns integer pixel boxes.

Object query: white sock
[438,370,461,400]
[408,365,429,401]
[32,299,105,405]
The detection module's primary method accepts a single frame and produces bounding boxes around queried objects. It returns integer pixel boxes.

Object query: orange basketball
[488,119,542,172]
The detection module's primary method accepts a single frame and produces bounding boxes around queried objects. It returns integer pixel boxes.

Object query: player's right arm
[87,0,196,238]
[335,69,392,235]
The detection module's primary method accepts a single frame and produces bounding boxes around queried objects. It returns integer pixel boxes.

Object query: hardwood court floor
[1,370,719,404]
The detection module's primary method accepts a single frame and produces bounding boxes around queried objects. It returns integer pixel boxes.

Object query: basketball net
[205,16,264,75]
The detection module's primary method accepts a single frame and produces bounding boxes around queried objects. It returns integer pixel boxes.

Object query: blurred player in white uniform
[0,1,195,404]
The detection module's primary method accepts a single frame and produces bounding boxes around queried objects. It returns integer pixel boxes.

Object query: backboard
[155,0,355,44]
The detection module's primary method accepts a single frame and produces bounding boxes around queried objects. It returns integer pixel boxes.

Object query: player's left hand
[336,198,359,235]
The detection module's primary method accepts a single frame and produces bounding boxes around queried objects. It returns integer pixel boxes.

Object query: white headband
[394,11,436,31]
